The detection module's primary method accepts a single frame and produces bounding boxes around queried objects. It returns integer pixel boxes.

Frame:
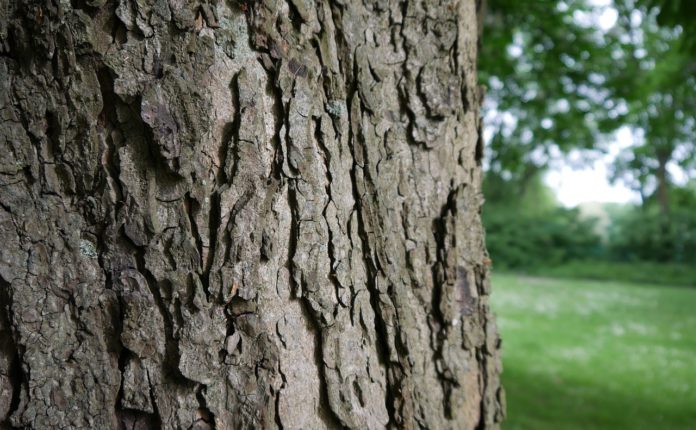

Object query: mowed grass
[491,273,696,430]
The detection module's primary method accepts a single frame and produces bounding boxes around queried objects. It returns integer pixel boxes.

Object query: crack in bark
[0,276,23,425]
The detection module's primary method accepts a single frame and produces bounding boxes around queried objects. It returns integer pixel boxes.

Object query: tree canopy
[480,0,696,270]
[480,0,695,206]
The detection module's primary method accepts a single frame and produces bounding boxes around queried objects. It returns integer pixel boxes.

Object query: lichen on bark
[0,0,503,428]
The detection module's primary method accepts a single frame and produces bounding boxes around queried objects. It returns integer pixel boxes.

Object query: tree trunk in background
[0,0,503,428]
[655,152,670,219]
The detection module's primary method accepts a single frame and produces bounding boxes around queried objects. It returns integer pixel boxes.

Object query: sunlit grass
[492,273,696,430]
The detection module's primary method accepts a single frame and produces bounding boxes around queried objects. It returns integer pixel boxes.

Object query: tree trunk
[655,152,670,219]
[0,0,503,428]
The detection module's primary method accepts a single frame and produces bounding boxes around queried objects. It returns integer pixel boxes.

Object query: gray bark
[0,0,504,428]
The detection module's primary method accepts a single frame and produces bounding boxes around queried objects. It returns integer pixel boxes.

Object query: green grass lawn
[491,273,696,430]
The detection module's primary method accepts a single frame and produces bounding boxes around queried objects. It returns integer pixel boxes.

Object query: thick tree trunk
[0,0,503,428]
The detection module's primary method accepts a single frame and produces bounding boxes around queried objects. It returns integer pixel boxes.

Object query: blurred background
[479,0,696,428]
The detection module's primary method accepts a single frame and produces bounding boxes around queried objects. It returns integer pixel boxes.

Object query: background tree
[479,0,696,274]
[611,2,696,213]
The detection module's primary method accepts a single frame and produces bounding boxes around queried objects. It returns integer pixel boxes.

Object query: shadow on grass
[503,361,696,430]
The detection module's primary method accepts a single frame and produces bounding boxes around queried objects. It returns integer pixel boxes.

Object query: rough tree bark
[0,0,503,428]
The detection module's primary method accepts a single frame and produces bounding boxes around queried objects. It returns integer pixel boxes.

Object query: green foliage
[610,2,696,200]
[481,0,695,214]
[485,208,602,269]
[493,274,696,430]
[607,185,696,263]
[481,0,696,273]
[480,0,626,179]
[484,174,696,274]
[483,172,603,269]
[644,0,696,50]
[483,171,558,214]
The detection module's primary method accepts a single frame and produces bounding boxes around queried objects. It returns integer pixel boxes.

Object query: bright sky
[546,165,638,207]
[545,128,641,207]
[593,0,619,30]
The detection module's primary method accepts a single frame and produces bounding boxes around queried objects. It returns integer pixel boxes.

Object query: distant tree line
[480,0,696,281]
[483,174,696,272]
